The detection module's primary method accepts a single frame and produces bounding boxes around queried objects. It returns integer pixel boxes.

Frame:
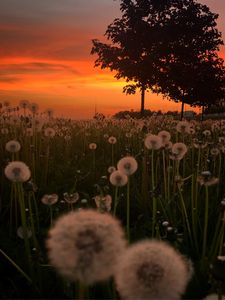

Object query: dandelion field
[1,102,225,299]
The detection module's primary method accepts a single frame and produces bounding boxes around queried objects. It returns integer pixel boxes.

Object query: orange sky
[0,0,224,119]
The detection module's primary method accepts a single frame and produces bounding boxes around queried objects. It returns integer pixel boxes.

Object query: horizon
[0,0,224,119]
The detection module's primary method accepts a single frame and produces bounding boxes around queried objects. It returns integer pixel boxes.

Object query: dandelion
[25,128,33,137]
[44,127,56,138]
[5,140,21,153]
[1,128,9,135]
[109,170,128,187]
[108,166,116,174]
[197,171,219,186]
[176,121,191,133]
[144,134,162,150]
[29,102,39,114]
[46,209,126,284]
[17,226,32,239]
[117,156,138,176]
[19,99,30,109]
[63,192,79,204]
[115,240,190,300]
[89,143,97,150]
[94,194,112,212]
[5,161,31,182]
[158,130,171,145]
[193,139,207,149]
[171,142,188,160]
[203,130,211,137]
[41,194,58,205]
[210,147,220,156]
[108,136,117,144]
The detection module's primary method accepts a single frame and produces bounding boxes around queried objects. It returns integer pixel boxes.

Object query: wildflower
[193,139,207,149]
[203,130,211,137]
[125,132,132,138]
[103,133,109,139]
[109,170,128,187]
[158,131,171,145]
[44,127,56,138]
[171,142,187,160]
[94,194,112,212]
[1,128,9,135]
[5,140,21,153]
[89,143,97,150]
[144,134,162,150]
[176,121,191,133]
[41,194,58,205]
[108,166,116,174]
[115,240,190,300]
[210,147,220,156]
[25,128,33,137]
[46,209,126,284]
[63,192,79,204]
[29,102,39,114]
[117,156,138,176]
[197,171,219,186]
[17,226,32,239]
[108,136,117,144]
[19,99,30,109]
[5,161,31,182]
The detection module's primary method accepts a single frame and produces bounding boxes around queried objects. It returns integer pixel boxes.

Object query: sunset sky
[0,0,224,119]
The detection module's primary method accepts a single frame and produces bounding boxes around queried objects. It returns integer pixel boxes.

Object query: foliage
[91,0,225,113]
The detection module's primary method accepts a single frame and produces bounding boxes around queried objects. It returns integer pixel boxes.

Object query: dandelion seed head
[117,156,138,176]
[108,166,116,174]
[5,140,21,153]
[108,136,117,144]
[158,130,171,144]
[44,127,56,138]
[115,240,190,300]
[17,226,32,239]
[109,170,128,187]
[144,134,162,150]
[46,209,126,284]
[41,194,58,205]
[89,143,97,150]
[4,161,31,182]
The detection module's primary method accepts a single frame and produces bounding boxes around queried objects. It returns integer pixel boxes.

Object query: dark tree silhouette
[91,0,224,116]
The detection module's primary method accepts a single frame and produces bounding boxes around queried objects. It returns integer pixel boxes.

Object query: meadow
[0,101,225,299]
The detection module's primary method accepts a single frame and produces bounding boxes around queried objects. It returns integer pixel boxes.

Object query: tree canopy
[91,0,224,115]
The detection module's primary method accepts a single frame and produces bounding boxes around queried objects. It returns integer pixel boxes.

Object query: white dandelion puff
[144,134,162,150]
[109,170,128,187]
[44,127,56,138]
[108,136,117,144]
[89,143,97,150]
[4,161,31,182]
[115,240,190,300]
[46,209,127,284]
[5,140,21,153]
[117,156,138,176]
[41,194,58,205]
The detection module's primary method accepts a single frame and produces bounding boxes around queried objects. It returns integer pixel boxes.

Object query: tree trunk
[180,100,184,120]
[201,105,204,121]
[141,87,145,116]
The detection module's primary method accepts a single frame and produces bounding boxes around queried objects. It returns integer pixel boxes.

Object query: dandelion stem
[202,185,209,259]
[126,178,130,242]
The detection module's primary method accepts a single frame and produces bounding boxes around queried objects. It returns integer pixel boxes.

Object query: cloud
[0,76,21,83]
[0,61,79,76]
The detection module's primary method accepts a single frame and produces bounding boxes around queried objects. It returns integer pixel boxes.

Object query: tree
[91,0,224,115]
